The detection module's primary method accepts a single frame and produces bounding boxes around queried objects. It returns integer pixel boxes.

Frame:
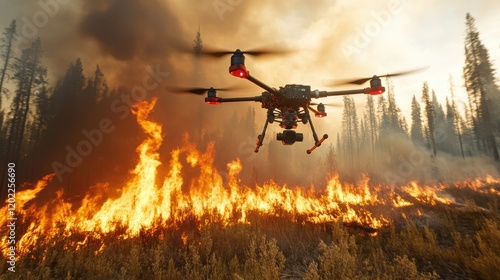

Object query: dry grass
[1,186,499,279]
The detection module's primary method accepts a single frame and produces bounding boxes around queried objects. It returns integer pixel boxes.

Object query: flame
[401,181,453,206]
[2,98,499,257]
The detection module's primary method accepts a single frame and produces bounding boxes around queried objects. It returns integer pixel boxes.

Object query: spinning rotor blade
[166,86,240,95]
[176,44,293,57]
[327,66,429,86]
[239,47,294,57]
[201,47,292,57]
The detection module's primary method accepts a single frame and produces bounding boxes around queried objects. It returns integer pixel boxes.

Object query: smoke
[335,131,499,186]
[80,0,180,61]
[4,0,497,191]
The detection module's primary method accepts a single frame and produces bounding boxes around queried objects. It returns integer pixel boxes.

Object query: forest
[0,12,499,280]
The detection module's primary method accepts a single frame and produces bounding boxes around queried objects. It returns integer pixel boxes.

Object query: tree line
[334,13,500,180]
[0,19,113,197]
[0,13,498,197]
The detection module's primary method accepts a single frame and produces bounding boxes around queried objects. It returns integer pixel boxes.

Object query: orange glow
[2,99,498,258]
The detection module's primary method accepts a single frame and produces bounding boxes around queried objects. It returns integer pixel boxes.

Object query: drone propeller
[326,66,429,86]
[166,86,240,95]
[201,47,293,57]
[175,42,293,57]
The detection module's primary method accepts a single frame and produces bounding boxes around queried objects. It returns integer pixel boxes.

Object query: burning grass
[1,206,499,279]
[1,99,499,279]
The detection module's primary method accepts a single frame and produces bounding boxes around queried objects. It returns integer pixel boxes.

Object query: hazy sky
[1,0,499,134]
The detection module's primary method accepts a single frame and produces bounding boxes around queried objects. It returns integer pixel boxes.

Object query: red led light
[230,69,248,78]
[364,86,385,95]
[229,64,248,78]
[315,112,327,118]
[205,97,222,105]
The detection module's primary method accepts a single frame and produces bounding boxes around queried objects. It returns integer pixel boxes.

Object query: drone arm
[314,89,366,98]
[246,74,284,98]
[205,96,262,104]
[219,96,262,103]
[313,86,385,98]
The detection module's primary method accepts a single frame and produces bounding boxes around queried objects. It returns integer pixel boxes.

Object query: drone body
[171,48,424,154]
[204,49,386,153]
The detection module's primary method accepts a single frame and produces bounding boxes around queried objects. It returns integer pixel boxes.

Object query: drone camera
[277,130,303,145]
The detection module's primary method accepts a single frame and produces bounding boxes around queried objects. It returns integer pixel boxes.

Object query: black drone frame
[202,49,386,154]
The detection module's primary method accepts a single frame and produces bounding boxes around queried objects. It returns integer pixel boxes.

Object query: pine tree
[463,104,476,156]
[365,95,377,164]
[0,20,17,105]
[341,96,358,171]
[48,58,86,132]
[193,25,203,55]
[336,133,341,163]
[0,21,17,153]
[92,65,108,102]
[5,38,46,162]
[449,75,465,158]
[29,85,50,152]
[463,13,500,160]
[432,90,448,153]
[359,116,367,147]
[385,78,405,134]
[421,82,436,156]
[325,144,337,174]
[377,95,389,135]
[410,95,424,146]
[444,97,459,155]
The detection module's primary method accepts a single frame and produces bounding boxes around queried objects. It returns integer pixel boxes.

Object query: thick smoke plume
[1,0,497,194]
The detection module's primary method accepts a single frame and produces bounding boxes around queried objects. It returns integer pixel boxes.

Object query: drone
[170,47,424,154]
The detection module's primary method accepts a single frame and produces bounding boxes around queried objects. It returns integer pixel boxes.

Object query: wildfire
[2,99,499,258]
